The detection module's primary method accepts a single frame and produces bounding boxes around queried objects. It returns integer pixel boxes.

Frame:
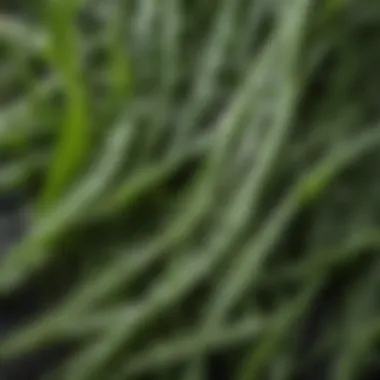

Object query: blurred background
[2,1,380,379]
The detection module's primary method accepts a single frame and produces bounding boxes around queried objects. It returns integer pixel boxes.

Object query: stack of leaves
[1,0,380,379]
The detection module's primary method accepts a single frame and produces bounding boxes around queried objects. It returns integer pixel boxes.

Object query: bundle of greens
[1,0,380,379]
